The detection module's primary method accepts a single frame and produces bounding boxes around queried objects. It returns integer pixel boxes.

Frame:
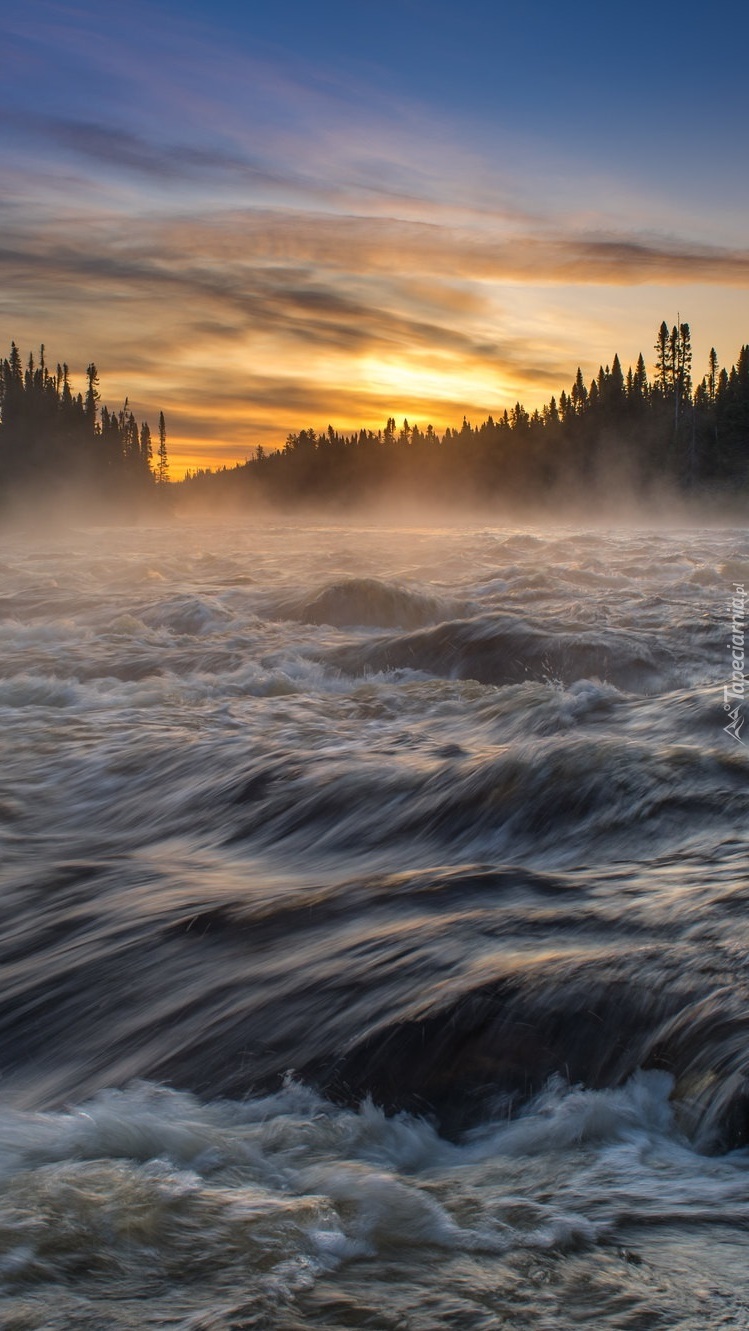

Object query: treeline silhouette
[183,320,749,510]
[0,343,168,510]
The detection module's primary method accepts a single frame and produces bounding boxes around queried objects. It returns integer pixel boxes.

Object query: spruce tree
[157,411,169,484]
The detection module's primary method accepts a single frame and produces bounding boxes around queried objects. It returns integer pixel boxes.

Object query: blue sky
[2,0,747,470]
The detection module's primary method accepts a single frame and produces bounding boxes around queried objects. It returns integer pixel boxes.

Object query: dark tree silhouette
[180,320,748,512]
[4,325,747,518]
[157,412,169,484]
[0,344,165,513]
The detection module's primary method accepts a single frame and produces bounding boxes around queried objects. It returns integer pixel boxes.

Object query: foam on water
[2,521,749,1327]
[2,1072,749,1326]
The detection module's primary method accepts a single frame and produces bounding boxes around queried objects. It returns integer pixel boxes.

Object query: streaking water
[1,520,748,1328]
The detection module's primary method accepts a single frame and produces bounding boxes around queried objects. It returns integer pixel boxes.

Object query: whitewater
[1,519,748,1329]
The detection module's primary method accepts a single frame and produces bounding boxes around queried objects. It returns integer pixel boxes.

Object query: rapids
[1,520,748,1328]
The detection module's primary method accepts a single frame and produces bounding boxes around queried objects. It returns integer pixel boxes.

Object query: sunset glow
[2,1,748,475]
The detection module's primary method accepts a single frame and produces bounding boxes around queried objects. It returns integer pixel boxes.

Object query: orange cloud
[3,198,749,476]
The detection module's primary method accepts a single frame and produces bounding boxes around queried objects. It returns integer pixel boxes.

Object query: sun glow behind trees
[356,355,508,410]
[2,3,749,478]
[3,316,747,518]
[178,321,749,512]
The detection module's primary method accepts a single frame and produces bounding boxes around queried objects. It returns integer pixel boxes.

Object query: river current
[1,520,748,1329]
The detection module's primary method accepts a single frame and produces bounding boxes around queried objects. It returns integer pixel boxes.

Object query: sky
[1,0,748,475]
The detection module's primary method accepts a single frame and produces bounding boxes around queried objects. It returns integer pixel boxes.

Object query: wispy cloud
[0,111,293,188]
[3,193,749,470]
[2,1,747,472]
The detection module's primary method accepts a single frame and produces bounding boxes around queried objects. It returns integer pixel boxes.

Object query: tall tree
[655,321,670,396]
[140,422,153,473]
[85,363,100,433]
[673,321,692,435]
[707,348,719,405]
[157,411,169,484]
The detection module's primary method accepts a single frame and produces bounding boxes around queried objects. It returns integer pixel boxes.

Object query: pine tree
[571,367,588,414]
[655,321,670,395]
[707,348,719,405]
[85,363,99,433]
[674,321,692,432]
[140,422,153,473]
[632,353,648,401]
[610,353,625,401]
[157,411,169,484]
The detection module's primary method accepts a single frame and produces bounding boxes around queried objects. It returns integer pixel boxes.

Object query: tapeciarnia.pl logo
[724,582,746,743]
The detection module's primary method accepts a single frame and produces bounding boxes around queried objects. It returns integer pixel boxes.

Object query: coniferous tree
[655,322,670,398]
[157,411,169,484]
[85,364,99,433]
[6,323,748,517]
[0,342,164,510]
[140,422,153,473]
[707,348,719,405]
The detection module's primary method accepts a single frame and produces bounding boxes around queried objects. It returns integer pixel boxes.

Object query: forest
[2,322,748,515]
[181,322,749,512]
[0,343,168,511]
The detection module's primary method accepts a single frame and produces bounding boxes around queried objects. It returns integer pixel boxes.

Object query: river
[1,519,748,1328]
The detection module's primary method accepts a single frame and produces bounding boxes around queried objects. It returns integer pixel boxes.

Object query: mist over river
[1,519,749,1329]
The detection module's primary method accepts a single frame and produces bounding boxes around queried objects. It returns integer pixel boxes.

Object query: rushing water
[1,519,748,1329]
